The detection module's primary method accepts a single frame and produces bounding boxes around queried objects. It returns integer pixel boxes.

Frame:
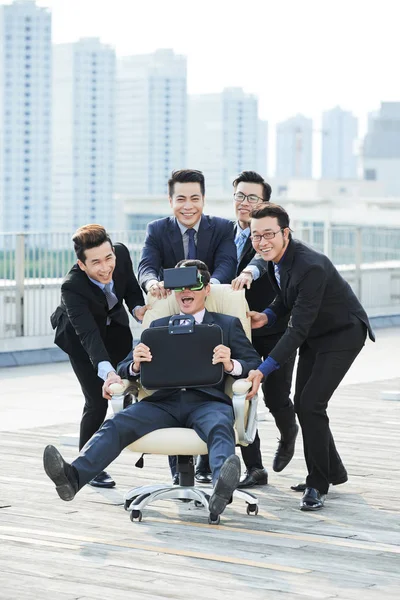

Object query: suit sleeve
[210,220,237,283]
[61,285,111,369]
[138,222,163,291]
[117,243,144,311]
[116,320,157,379]
[227,318,261,376]
[269,265,328,364]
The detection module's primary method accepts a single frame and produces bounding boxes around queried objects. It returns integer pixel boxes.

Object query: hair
[174,259,211,286]
[250,203,290,230]
[168,169,205,197]
[72,224,113,263]
[232,170,272,202]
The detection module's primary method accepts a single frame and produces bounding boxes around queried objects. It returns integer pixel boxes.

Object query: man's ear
[77,259,86,272]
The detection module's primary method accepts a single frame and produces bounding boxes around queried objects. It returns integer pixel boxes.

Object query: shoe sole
[88,480,116,489]
[209,455,240,516]
[43,445,76,501]
[300,502,324,511]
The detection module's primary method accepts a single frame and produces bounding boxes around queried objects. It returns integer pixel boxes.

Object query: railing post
[323,221,332,260]
[15,233,25,337]
[355,227,363,301]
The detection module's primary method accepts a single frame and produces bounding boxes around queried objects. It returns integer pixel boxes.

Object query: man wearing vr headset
[43,260,261,520]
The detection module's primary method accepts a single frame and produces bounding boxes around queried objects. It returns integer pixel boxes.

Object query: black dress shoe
[272,424,299,472]
[291,466,348,492]
[237,467,268,489]
[43,445,79,501]
[195,471,212,484]
[300,487,326,511]
[88,471,115,488]
[209,455,240,517]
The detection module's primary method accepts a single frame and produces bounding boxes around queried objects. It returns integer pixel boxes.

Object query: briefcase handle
[168,314,195,335]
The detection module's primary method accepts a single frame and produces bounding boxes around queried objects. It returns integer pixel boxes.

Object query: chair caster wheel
[194,500,204,508]
[246,504,259,515]
[208,513,220,525]
[130,510,143,522]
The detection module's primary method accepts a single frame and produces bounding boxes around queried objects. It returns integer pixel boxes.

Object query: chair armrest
[231,379,258,446]
[109,380,138,414]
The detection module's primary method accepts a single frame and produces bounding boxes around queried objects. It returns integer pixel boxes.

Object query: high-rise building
[0,0,52,233]
[362,102,400,196]
[321,106,358,179]
[188,88,268,195]
[115,49,186,197]
[52,38,116,231]
[275,114,313,179]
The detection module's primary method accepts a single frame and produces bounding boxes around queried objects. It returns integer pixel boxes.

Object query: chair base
[124,483,259,524]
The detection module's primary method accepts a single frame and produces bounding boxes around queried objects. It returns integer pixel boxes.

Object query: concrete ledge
[0,347,68,368]
[369,314,400,328]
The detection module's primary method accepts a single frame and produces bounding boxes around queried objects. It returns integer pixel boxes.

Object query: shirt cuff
[225,359,242,376]
[129,362,140,377]
[243,265,260,281]
[132,306,142,323]
[258,356,280,378]
[263,308,277,327]
[210,278,220,284]
[98,361,115,382]
[145,279,158,293]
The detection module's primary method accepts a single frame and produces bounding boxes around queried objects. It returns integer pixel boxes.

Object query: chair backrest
[142,284,251,340]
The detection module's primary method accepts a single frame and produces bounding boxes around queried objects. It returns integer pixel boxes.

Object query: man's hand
[134,305,151,321]
[102,372,123,400]
[148,281,170,299]
[245,369,264,399]
[247,310,268,329]
[132,342,152,372]
[231,271,253,291]
[213,344,232,372]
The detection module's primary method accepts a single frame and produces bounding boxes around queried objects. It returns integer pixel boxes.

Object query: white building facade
[0,0,51,233]
[321,106,358,179]
[52,38,116,231]
[188,88,268,195]
[276,114,313,179]
[115,49,186,197]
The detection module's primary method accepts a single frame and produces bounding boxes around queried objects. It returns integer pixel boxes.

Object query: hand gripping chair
[109,284,259,525]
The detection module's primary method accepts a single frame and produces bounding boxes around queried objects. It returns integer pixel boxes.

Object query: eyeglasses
[250,229,284,242]
[234,192,264,204]
[173,273,205,292]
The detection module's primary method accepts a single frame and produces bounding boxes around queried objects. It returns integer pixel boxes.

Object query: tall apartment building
[52,38,116,231]
[116,49,186,197]
[321,106,358,179]
[0,0,51,232]
[188,88,268,195]
[362,102,400,196]
[275,114,313,179]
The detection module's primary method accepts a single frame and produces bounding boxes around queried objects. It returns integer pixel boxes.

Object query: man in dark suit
[230,171,298,489]
[138,168,237,483]
[245,204,375,511]
[43,260,261,520]
[50,224,146,488]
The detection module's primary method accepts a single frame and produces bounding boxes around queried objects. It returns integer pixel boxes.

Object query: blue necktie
[104,282,118,310]
[235,230,248,261]
[274,263,281,288]
[186,228,197,259]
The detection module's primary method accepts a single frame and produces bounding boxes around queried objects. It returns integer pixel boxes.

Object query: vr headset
[163,266,205,292]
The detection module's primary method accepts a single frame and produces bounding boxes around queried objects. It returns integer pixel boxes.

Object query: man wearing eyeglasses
[230,171,298,489]
[245,204,375,511]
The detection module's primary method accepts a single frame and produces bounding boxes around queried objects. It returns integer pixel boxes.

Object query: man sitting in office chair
[43,260,261,519]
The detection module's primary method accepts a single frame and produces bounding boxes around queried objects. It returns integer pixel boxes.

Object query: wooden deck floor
[1,376,399,599]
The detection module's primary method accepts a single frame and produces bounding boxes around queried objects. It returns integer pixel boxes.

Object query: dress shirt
[176,219,220,284]
[234,225,250,261]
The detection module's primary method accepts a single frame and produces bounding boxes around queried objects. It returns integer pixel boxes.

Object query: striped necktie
[104,282,118,310]
[273,263,281,288]
[186,228,197,259]
[235,230,248,261]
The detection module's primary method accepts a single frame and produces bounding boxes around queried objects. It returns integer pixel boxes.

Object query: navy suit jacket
[253,238,375,365]
[117,310,261,404]
[138,215,237,291]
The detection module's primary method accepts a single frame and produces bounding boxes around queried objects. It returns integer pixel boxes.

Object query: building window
[364,169,376,181]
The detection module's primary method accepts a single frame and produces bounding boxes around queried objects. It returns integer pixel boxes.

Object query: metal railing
[1,225,400,342]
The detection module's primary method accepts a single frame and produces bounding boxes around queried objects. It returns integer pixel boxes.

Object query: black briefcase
[140,315,224,390]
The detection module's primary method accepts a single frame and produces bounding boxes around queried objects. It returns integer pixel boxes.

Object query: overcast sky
[5,0,399,173]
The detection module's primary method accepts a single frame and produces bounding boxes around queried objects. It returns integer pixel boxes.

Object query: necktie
[274,263,281,288]
[104,282,118,310]
[235,230,248,261]
[186,228,197,259]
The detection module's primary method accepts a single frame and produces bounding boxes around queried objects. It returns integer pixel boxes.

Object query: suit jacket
[254,238,375,365]
[138,215,237,291]
[234,224,288,337]
[117,310,261,404]
[51,243,144,370]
